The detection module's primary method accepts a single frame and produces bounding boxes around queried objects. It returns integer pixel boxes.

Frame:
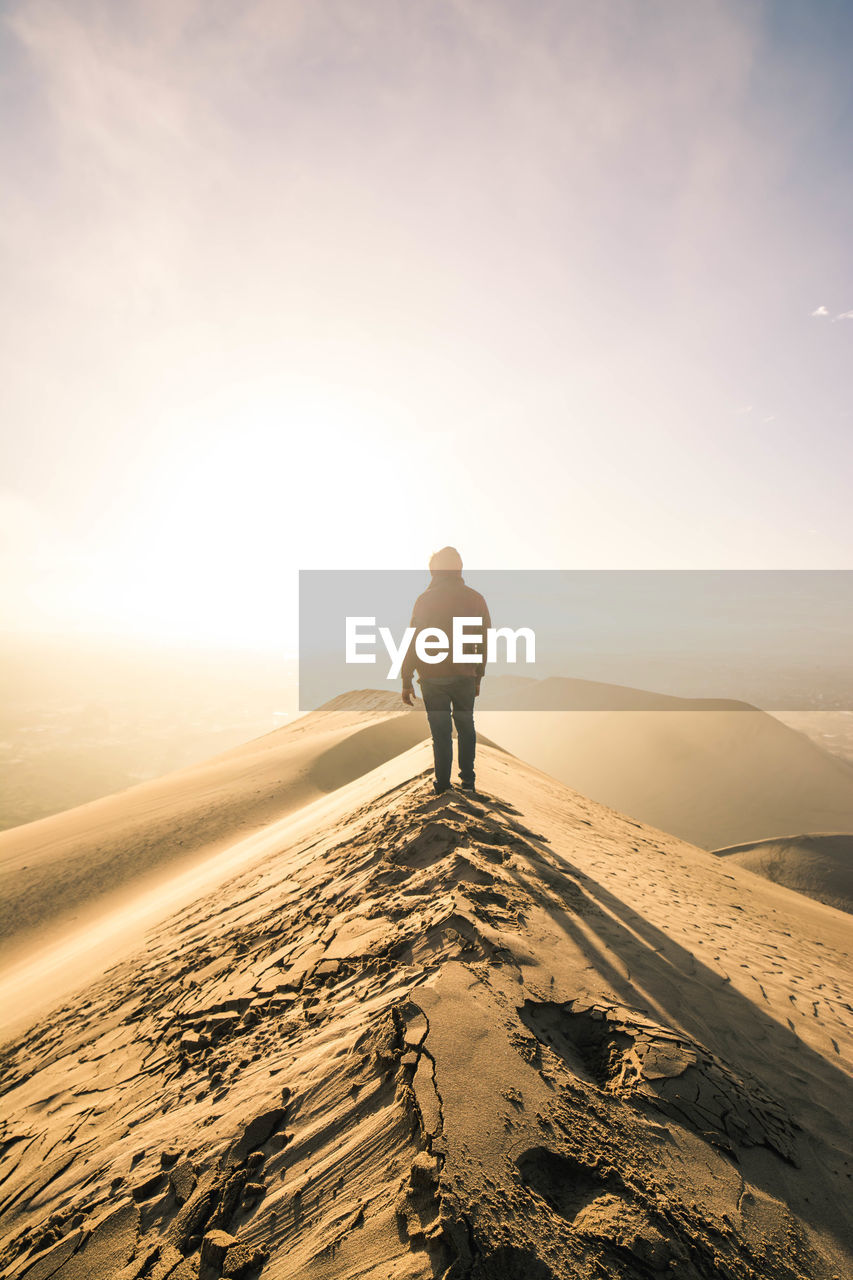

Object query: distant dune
[481,674,749,711]
[713,833,853,914]
[479,678,853,849]
[774,711,853,766]
[0,692,428,963]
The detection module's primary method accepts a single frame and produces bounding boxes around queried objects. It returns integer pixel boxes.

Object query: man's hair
[429,546,463,573]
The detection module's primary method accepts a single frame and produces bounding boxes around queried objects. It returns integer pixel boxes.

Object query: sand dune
[1,739,851,1280]
[714,832,853,914]
[0,695,428,965]
[479,681,853,848]
[774,711,853,767]
[481,674,749,711]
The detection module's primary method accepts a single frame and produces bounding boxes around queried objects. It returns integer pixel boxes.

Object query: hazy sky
[2,0,852,649]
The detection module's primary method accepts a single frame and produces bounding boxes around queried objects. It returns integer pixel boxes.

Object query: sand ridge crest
[1,763,851,1279]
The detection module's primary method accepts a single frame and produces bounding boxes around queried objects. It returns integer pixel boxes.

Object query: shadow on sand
[465,790,853,1258]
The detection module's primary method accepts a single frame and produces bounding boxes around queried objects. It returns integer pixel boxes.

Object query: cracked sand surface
[1,736,852,1279]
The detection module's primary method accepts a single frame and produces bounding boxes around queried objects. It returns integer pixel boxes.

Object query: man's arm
[401,605,419,705]
[475,594,491,693]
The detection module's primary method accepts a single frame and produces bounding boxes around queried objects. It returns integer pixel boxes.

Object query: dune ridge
[1,743,851,1280]
[0,697,429,964]
[714,832,853,914]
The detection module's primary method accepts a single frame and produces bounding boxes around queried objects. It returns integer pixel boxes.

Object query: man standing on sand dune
[401,547,490,795]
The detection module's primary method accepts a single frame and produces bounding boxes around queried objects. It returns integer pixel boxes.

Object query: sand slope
[1,745,851,1280]
[714,833,853,914]
[0,695,428,964]
[479,694,853,848]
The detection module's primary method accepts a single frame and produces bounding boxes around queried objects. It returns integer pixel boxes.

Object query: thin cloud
[810,305,829,317]
[837,310,853,320]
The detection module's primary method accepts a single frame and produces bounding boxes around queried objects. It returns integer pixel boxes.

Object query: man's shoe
[433,782,451,795]
[459,780,476,794]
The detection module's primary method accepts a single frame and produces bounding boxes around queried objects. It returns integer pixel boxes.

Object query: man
[401,547,491,794]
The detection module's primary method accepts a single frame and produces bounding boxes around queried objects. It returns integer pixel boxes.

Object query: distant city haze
[0,633,297,831]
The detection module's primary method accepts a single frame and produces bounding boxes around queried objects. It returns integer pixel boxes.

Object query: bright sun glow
[52,379,431,649]
[3,1,852,652]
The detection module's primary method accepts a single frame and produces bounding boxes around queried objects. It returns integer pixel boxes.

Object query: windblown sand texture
[1,706,851,1280]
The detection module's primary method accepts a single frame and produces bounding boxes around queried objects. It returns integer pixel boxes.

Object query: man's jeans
[419,676,477,789]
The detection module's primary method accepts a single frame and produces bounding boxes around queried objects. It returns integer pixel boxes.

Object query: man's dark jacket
[401,572,491,689]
